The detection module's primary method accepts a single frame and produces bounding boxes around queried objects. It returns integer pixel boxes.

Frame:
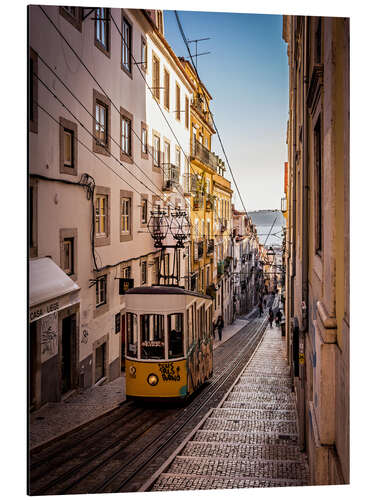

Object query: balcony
[191,94,213,125]
[220,219,227,233]
[193,240,204,261]
[206,238,214,255]
[193,193,204,211]
[191,138,220,172]
[163,163,180,191]
[217,260,224,277]
[205,194,215,211]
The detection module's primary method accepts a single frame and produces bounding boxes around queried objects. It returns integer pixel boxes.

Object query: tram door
[121,314,126,371]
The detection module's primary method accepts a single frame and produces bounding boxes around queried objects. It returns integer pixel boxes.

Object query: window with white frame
[164,141,170,165]
[95,8,109,52]
[141,36,147,71]
[95,101,108,146]
[96,275,107,307]
[175,147,181,168]
[120,197,131,234]
[121,15,132,74]
[95,194,108,237]
[121,115,131,156]
[123,265,131,278]
[62,237,74,275]
[153,134,160,167]
[175,83,181,121]
[141,124,148,155]
[63,128,74,167]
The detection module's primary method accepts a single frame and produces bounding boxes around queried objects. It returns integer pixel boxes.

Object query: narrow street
[29,301,274,495]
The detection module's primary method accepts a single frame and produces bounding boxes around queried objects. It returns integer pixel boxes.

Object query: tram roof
[125,286,212,300]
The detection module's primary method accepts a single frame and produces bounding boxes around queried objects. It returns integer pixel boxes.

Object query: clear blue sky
[164,10,289,211]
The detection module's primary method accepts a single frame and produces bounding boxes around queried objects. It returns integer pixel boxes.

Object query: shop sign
[29,291,79,323]
[41,312,58,363]
[119,278,134,295]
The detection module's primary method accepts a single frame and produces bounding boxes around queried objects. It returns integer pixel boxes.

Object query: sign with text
[119,278,134,295]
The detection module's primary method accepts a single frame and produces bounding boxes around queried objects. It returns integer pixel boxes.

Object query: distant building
[283,15,349,484]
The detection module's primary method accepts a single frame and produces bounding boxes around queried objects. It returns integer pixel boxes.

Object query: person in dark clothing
[275,309,282,327]
[258,301,263,317]
[268,309,274,328]
[263,297,267,307]
[215,316,224,341]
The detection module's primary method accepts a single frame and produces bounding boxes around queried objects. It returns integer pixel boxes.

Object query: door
[61,315,76,394]
[95,343,106,383]
[121,315,126,371]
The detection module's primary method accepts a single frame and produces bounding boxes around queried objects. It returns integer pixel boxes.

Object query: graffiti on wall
[187,339,213,391]
[41,312,58,363]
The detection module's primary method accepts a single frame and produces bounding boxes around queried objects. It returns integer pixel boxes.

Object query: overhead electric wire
[36,52,171,207]
[38,5,185,213]
[174,11,251,218]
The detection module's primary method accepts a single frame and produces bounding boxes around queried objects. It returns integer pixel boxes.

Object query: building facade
[28,6,192,408]
[283,15,349,484]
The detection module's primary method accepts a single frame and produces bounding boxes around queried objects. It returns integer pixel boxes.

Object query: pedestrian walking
[268,309,274,328]
[275,309,282,327]
[215,315,224,341]
[263,297,267,308]
[258,300,263,317]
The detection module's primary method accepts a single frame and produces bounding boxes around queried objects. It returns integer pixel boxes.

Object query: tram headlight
[147,373,159,386]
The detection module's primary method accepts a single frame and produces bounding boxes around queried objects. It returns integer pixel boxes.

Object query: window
[123,265,131,278]
[168,313,183,359]
[141,261,147,284]
[152,53,160,101]
[153,257,159,284]
[175,83,181,121]
[93,90,111,155]
[95,7,110,55]
[121,14,132,75]
[141,36,147,71]
[62,238,74,276]
[126,312,138,357]
[141,198,148,224]
[95,102,107,145]
[175,147,181,168]
[185,96,189,129]
[59,117,78,175]
[164,69,170,110]
[95,186,110,246]
[153,132,161,168]
[29,48,38,133]
[141,123,148,158]
[96,195,108,237]
[120,197,131,234]
[141,314,165,359]
[120,108,133,161]
[314,116,323,253]
[96,276,107,307]
[155,10,163,34]
[59,6,82,31]
[164,140,170,165]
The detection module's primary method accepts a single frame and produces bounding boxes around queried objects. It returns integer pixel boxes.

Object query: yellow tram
[124,286,214,400]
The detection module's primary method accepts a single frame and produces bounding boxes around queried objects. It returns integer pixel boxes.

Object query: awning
[29,257,80,322]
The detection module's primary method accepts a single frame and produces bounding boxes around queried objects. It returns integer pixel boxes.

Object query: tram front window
[140,314,165,359]
[126,313,138,357]
[168,313,183,359]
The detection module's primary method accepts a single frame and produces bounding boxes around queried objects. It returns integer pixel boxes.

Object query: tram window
[193,302,196,342]
[140,314,165,359]
[126,313,138,357]
[168,313,183,359]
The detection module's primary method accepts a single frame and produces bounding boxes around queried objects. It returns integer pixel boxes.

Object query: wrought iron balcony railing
[191,138,221,172]
[193,240,204,261]
[206,238,214,255]
[163,163,180,191]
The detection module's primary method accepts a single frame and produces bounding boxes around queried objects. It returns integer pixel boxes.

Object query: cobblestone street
[151,325,309,490]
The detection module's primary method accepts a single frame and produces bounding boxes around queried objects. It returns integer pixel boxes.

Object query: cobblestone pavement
[29,314,254,452]
[29,375,126,450]
[151,325,309,491]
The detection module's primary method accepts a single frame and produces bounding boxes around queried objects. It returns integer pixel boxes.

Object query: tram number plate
[158,362,181,382]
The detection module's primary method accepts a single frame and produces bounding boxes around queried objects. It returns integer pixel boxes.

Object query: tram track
[29,307,271,495]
